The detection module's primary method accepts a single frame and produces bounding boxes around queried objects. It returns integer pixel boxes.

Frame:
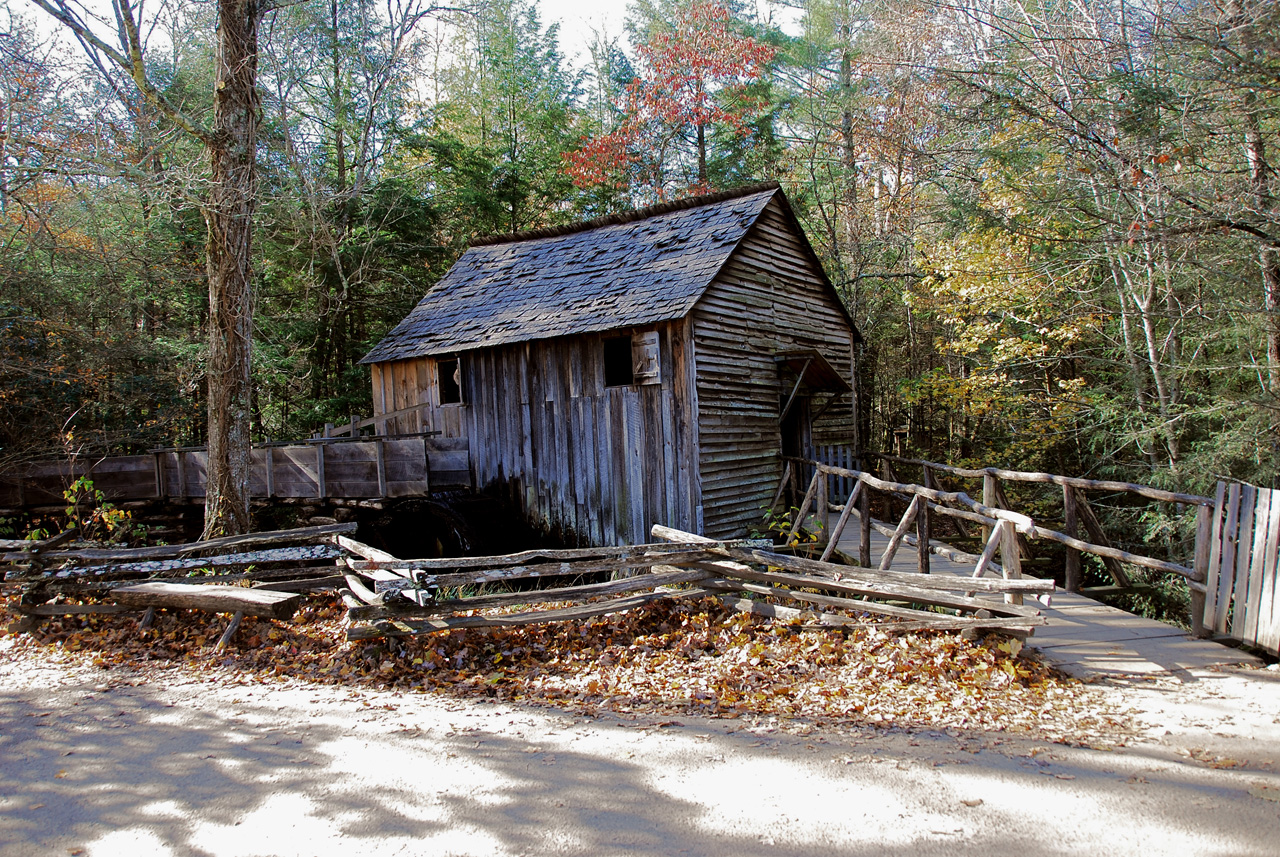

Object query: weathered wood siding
[691,197,857,538]
[372,321,699,545]
[369,358,467,438]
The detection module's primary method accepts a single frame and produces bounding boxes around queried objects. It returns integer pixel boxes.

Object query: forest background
[2,0,1277,506]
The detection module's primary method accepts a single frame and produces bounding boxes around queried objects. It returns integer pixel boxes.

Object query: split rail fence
[2,522,1051,645]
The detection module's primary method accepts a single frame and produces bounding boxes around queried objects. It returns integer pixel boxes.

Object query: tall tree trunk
[202,0,261,538]
[1243,91,1280,397]
[696,122,707,186]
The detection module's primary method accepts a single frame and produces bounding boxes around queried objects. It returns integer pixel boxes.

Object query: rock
[308,516,338,526]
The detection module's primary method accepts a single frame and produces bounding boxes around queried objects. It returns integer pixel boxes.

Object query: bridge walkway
[835,525,1262,679]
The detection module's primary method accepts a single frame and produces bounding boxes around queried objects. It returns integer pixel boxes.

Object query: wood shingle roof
[360,184,781,363]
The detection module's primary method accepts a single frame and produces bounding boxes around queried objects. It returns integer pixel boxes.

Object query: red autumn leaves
[564,1,775,196]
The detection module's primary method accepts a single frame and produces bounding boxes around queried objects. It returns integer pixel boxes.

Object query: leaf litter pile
[1,594,1126,744]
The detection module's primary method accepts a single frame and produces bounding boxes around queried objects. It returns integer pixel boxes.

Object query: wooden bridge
[787,451,1280,663]
[0,429,470,509]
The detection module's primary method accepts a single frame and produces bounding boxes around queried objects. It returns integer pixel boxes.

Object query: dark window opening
[603,335,634,387]
[439,358,462,404]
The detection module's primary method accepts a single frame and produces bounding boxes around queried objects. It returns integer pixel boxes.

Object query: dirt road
[1,640,1277,857]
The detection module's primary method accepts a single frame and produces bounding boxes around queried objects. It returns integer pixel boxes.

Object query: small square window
[603,335,634,387]
[438,358,462,404]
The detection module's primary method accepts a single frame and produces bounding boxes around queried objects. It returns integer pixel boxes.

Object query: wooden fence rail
[784,456,1218,631]
[811,447,1210,594]
[0,435,471,508]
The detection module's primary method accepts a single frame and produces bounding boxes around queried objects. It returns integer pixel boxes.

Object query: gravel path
[1,639,1277,857]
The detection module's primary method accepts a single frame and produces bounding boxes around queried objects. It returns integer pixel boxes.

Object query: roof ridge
[469,182,781,248]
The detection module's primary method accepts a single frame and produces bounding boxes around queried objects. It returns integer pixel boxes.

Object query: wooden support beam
[14,602,143,617]
[214,610,244,651]
[1063,484,1081,592]
[1071,490,1132,587]
[858,479,872,568]
[316,443,326,498]
[110,583,303,620]
[1000,520,1023,606]
[768,461,793,517]
[785,470,821,544]
[916,497,931,574]
[154,452,165,500]
[971,525,1004,580]
[816,468,830,548]
[981,472,996,546]
[820,482,863,563]
[991,478,1033,560]
[375,439,387,498]
[176,451,187,499]
[264,445,274,499]
[878,495,920,571]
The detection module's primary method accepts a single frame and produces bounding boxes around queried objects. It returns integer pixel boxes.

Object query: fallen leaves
[1,593,1123,742]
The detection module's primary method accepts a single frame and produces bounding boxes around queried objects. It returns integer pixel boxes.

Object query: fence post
[859,472,872,568]
[153,452,166,501]
[816,467,830,548]
[1191,502,1213,638]
[1063,484,1081,592]
[982,471,997,545]
[316,443,326,499]
[916,497,931,574]
[1000,519,1024,606]
[376,438,388,498]
[264,444,275,499]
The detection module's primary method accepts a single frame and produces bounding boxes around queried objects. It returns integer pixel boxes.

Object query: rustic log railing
[787,453,1218,633]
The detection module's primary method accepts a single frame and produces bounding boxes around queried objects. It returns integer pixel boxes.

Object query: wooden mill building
[360,183,862,545]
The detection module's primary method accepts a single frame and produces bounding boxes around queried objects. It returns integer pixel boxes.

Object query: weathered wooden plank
[878,495,920,571]
[350,567,713,621]
[1242,488,1269,644]
[111,583,303,619]
[14,602,144,616]
[1215,482,1242,634]
[10,545,343,582]
[711,591,1038,634]
[737,547,1050,597]
[348,588,713,639]
[1261,490,1280,652]
[1202,482,1226,632]
[1230,485,1257,639]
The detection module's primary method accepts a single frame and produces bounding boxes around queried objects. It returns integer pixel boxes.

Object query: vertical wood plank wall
[690,197,857,538]
[1203,481,1280,654]
[369,321,697,545]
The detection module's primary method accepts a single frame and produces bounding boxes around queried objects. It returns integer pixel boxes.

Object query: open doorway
[780,394,811,460]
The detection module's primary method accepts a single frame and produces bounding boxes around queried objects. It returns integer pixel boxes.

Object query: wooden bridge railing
[0,432,471,509]
[310,402,435,440]
[784,451,1218,633]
